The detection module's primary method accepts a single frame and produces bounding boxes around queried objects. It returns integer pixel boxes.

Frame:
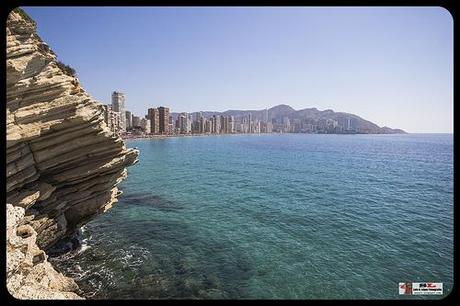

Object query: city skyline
[103,91,405,136]
[22,7,453,133]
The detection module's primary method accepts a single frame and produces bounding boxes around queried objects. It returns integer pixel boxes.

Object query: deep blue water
[50,134,453,299]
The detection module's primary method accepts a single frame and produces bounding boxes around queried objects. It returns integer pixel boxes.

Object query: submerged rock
[6,8,139,299]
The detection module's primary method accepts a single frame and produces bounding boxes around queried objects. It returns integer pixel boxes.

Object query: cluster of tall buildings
[102,91,273,136]
[175,112,236,134]
[272,117,354,133]
[146,106,171,134]
[102,92,171,136]
[102,91,357,137]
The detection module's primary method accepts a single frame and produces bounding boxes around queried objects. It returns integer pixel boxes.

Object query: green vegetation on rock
[56,61,77,77]
[12,7,36,26]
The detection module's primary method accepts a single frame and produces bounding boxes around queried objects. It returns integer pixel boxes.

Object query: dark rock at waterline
[46,234,82,257]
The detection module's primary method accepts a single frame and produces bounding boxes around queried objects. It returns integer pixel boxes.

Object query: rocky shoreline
[6,9,139,299]
[7,204,83,299]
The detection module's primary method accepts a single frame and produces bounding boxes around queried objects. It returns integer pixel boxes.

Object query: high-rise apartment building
[219,115,235,134]
[229,116,235,133]
[205,119,213,133]
[283,116,290,133]
[220,116,225,134]
[186,113,192,133]
[140,118,151,134]
[248,114,252,133]
[264,108,269,123]
[211,115,220,134]
[266,121,273,133]
[132,115,140,128]
[148,108,160,134]
[347,118,353,130]
[200,116,206,134]
[111,91,126,132]
[254,120,261,133]
[192,112,205,134]
[168,116,174,135]
[178,112,187,134]
[158,106,170,134]
[125,111,132,130]
[241,115,251,133]
[194,112,202,123]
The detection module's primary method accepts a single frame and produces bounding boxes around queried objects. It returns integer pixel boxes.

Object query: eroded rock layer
[7,204,83,299]
[6,9,139,299]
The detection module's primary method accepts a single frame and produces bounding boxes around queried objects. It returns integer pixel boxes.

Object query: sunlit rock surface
[6,9,139,299]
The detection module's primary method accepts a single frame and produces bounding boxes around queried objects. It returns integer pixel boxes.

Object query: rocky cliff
[6,9,139,299]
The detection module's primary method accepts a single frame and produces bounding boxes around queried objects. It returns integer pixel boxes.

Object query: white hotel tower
[111,91,126,132]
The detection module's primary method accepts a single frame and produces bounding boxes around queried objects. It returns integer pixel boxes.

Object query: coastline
[122,132,273,140]
[121,131,411,141]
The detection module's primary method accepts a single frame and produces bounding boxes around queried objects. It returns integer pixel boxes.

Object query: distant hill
[172,104,406,134]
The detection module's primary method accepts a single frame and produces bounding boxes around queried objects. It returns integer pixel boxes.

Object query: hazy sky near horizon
[22,7,453,133]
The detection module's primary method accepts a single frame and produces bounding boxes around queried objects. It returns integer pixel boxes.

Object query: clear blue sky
[22,7,453,133]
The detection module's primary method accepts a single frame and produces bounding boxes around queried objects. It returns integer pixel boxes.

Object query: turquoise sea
[50,133,453,299]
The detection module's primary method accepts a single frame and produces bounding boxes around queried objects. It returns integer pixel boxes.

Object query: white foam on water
[78,244,91,255]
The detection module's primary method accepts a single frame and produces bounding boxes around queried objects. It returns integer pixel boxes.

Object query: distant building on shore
[111,91,126,132]
[158,106,170,134]
[140,118,151,134]
[132,115,140,128]
[211,115,220,134]
[219,115,235,134]
[205,119,212,133]
[148,107,160,134]
[125,110,132,130]
[177,112,192,134]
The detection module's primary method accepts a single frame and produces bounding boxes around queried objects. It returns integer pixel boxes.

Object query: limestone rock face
[7,204,83,299]
[6,9,139,299]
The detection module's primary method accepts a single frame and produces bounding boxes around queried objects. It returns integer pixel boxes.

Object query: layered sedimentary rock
[6,9,139,299]
[7,204,83,299]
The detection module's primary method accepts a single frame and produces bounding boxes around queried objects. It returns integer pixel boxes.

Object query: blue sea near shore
[50,133,453,299]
